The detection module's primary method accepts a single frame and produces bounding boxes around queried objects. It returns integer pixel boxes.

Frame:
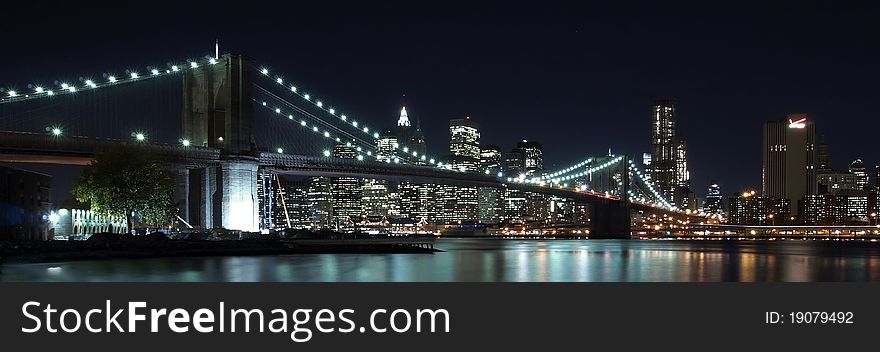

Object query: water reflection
[3,239,880,282]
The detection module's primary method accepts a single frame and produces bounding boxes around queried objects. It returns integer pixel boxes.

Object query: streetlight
[132,132,146,142]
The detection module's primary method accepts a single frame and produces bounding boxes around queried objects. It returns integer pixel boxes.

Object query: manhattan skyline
[1,1,879,197]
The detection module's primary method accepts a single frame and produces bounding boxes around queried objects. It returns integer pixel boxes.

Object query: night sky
[2,1,879,200]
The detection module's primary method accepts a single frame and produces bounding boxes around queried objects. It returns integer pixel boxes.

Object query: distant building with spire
[398,106,411,127]
[376,106,427,164]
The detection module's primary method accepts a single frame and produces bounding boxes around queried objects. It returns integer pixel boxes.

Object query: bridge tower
[178,53,259,232]
[590,156,632,239]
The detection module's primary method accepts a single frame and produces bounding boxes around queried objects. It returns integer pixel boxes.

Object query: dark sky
[2,0,879,199]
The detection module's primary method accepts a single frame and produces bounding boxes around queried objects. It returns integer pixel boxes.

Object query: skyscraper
[331,143,362,231]
[480,146,503,175]
[389,106,429,220]
[849,159,868,191]
[375,131,398,163]
[361,178,399,217]
[479,146,504,224]
[273,178,312,230]
[817,134,831,170]
[651,99,677,203]
[504,149,524,178]
[641,153,653,182]
[440,117,481,223]
[308,176,332,229]
[517,140,544,176]
[762,114,817,216]
[394,106,427,163]
[449,117,480,159]
[703,181,724,215]
[675,139,690,188]
[256,172,275,230]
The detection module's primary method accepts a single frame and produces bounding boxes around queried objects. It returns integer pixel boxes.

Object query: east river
[3,238,880,282]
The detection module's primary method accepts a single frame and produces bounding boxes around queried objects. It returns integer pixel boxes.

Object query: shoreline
[0,238,439,264]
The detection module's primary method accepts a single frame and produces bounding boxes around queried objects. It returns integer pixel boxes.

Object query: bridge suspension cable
[626,159,675,209]
[253,65,445,167]
[0,56,219,105]
[542,157,595,180]
[254,84,376,149]
[253,98,373,159]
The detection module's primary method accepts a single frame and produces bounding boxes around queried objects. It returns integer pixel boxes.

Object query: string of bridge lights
[254,65,445,167]
[255,98,468,172]
[0,56,223,105]
[506,155,676,210]
[255,99,374,161]
[254,85,377,148]
[508,156,624,185]
[542,157,594,180]
[626,159,675,209]
[3,56,681,210]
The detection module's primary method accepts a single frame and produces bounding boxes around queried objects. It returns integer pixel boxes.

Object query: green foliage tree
[73,144,178,233]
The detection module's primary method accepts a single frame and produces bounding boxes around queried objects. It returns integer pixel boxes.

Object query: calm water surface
[3,239,880,282]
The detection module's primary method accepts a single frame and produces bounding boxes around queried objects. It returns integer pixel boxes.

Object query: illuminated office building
[376,132,398,163]
[256,171,275,230]
[331,143,362,231]
[478,146,504,224]
[642,153,653,182]
[849,159,868,191]
[675,140,690,188]
[362,178,399,218]
[762,114,817,216]
[703,181,724,215]
[480,146,503,175]
[273,178,311,230]
[449,117,480,159]
[727,192,791,226]
[308,177,332,229]
[516,140,543,176]
[817,170,858,195]
[651,99,677,203]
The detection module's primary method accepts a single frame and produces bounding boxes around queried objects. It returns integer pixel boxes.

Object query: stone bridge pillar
[590,199,632,239]
[180,53,259,232]
[218,158,259,232]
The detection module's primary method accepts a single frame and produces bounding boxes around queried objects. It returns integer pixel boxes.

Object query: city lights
[181,139,191,147]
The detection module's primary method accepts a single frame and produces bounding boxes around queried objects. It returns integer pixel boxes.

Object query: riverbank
[0,236,438,263]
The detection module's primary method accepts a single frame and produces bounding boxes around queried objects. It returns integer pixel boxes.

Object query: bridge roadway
[0,131,219,167]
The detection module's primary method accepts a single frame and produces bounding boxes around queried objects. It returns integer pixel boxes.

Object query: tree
[73,144,178,233]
